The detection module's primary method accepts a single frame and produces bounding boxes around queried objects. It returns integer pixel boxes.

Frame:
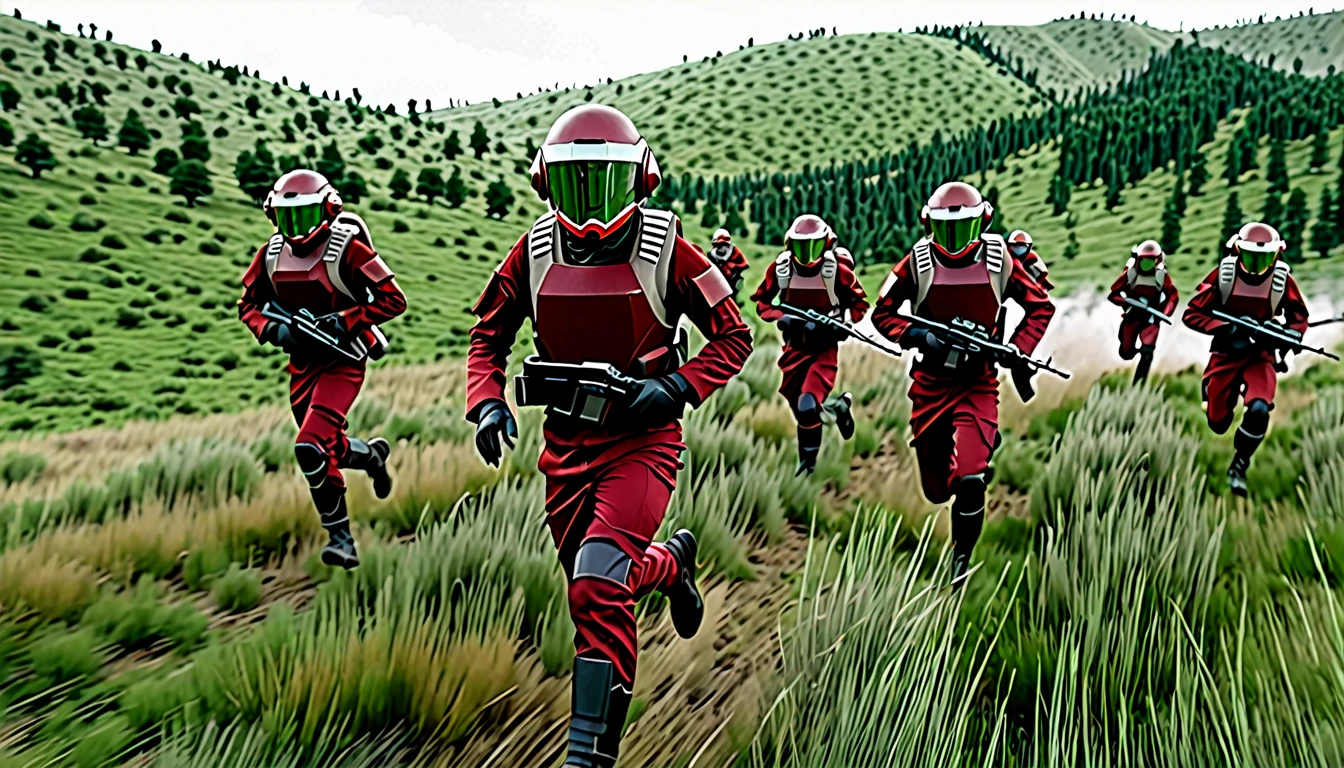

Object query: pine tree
[700,200,720,229]
[172,96,201,121]
[72,104,108,143]
[1281,188,1308,263]
[1221,191,1244,245]
[181,134,210,163]
[116,108,151,155]
[1335,151,1344,236]
[153,147,180,175]
[1264,191,1284,228]
[234,148,274,204]
[1309,186,1335,258]
[1187,146,1209,196]
[443,130,462,161]
[1048,171,1072,215]
[388,168,411,200]
[338,171,368,203]
[470,121,489,160]
[14,133,56,178]
[1061,231,1080,260]
[169,159,212,207]
[244,94,261,118]
[416,167,445,204]
[485,176,514,218]
[443,166,467,208]
[1309,129,1330,174]
[0,81,19,111]
[724,205,747,235]
[1161,176,1185,253]
[1265,138,1289,195]
[315,141,344,181]
[1223,136,1243,186]
[0,118,12,148]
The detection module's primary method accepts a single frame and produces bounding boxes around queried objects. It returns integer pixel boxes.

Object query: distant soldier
[752,215,868,476]
[707,228,749,297]
[872,182,1056,585]
[1183,223,1311,496]
[237,170,406,569]
[1108,240,1178,383]
[1007,230,1054,290]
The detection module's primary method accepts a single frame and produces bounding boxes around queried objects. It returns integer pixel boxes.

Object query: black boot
[1228,401,1267,498]
[345,437,393,499]
[831,392,855,440]
[796,425,821,476]
[662,530,704,639]
[949,474,987,589]
[565,657,630,768]
[1133,346,1154,384]
[297,442,361,570]
[319,493,360,570]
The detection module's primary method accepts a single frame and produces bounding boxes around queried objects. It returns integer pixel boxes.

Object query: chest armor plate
[783,273,838,313]
[1225,275,1273,320]
[920,258,999,327]
[270,243,350,314]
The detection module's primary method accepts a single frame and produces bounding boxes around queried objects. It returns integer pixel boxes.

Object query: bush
[70,212,106,231]
[79,247,110,262]
[0,343,42,389]
[212,564,263,612]
[1,451,46,484]
[198,240,222,255]
[82,577,209,652]
[28,211,55,229]
[18,294,48,312]
[28,628,105,682]
[100,234,126,249]
[116,308,145,328]
[182,546,231,591]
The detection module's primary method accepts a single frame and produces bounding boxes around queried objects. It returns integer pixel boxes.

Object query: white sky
[12,1,1340,108]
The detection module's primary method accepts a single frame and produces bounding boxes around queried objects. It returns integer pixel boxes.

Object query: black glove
[626,373,692,426]
[474,400,517,467]
[262,321,299,354]
[902,327,943,354]
[779,316,820,348]
[1217,322,1255,351]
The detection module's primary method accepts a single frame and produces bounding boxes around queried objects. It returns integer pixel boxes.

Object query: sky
[11,1,1341,109]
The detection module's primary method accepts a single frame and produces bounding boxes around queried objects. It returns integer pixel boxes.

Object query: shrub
[28,628,105,682]
[1,451,46,484]
[211,564,263,612]
[82,577,209,652]
[0,343,42,388]
[198,240,221,255]
[28,211,55,229]
[100,234,126,249]
[182,546,231,591]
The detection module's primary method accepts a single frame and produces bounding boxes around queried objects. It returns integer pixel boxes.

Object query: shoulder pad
[832,246,855,267]
[332,211,374,251]
[981,234,1006,273]
[820,251,838,279]
[1272,260,1291,287]
[775,252,792,271]
[324,219,359,264]
[528,211,557,262]
[637,208,675,266]
[912,238,935,275]
[263,233,285,281]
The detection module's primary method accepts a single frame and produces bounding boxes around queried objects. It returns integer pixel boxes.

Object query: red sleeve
[726,248,750,280]
[1004,258,1055,355]
[1280,275,1309,334]
[237,246,273,341]
[837,262,869,323]
[871,256,918,343]
[1106,270,1129,307]
[340,239,407,330]
[669,237,753,405]
[1181,268,1225,335]
[466,234,530,420]
[751,264,783,322]
[1161,273,1180,316]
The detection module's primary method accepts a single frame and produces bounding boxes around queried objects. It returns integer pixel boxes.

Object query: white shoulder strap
[774,252,793,293]
[1156,265,1168,290]
[263,233,284,284]
[912,238,936,311]
[323,219,360,301]
[982,234,1009,305]
[1125,257,1138,287]
[820,251,839,310]
[526,211,558,319]
[1217,256,1238,305]
[1270,261,1290,313]
[631,208,676,327]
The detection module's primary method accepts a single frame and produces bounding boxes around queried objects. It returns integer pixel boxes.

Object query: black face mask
[561,213,638,265]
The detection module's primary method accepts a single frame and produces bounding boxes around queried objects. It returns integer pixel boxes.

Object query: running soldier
[1108,240,1179,383]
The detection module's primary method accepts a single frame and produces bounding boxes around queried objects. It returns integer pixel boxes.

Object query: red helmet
[712,228,732,245]
[264,169,342,246]
[785,214,835,267]
[1007,229,1033,258]
[1226,222,1285,274]
[1131,240,1164,272]
[921,182,993,258]
[529,104,661,239]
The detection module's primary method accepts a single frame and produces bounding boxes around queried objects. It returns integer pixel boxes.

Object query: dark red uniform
[1182,258,1307,433]
[752,250,867,460]
[711,244,750,287]
[466,209,751,692]
[1108,264,1178,356]
[239,229,405,486]
[871,237,1055,504]
[1019,250,1055,291]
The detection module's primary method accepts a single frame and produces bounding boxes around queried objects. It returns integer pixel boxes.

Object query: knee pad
[572,539,633,589]
[921,475,952,506]
[951,473,987,512]
[295,442,330,489]
[795,393,821,423]
[1242,399,1270,435]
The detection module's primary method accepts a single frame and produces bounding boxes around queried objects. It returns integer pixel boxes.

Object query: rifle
[894,311,1070,402]
[776,302,902,358]
[1122,296,1173,325]
[1204,309,1339,361]
[261,302,366,361]
[513,356,640,426]
[1308,314,1344,328]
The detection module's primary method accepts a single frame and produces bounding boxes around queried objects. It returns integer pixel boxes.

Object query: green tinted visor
[547,161,638,229]
[929,216,983,254]
[274,203,325,239]
[1238,249,1275,274]
[1138,257,1157,272]
[789,237,827,266]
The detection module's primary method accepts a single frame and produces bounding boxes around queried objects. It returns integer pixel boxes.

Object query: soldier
[751,214,868,475]
[707,228,749,297]
[1007,229,1054,290]
[1107,240,1179,383]
[237,170,406,570]
[871,182,1056,584]
[1182,222,1309,496]
[465,104,752,768]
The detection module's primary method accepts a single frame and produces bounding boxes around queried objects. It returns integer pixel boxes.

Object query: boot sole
[321,546,360,570]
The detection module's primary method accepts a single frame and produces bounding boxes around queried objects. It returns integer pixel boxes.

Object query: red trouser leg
[1203,353,1276,435]
[1117,320,1142,360]
[291,361,366,489]
[913,412,996,505]
[552,459,679,688]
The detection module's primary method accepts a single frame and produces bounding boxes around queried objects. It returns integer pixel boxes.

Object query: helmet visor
[275,203,326,240]
[547,160,638,229]
[1238,247,1276,274]
[929,216,983,255]
[1008,243,1030,258]
[789,237,827,267]
[1138,257,1158,272]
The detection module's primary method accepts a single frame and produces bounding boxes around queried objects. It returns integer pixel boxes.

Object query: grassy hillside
[432,31,1041,177]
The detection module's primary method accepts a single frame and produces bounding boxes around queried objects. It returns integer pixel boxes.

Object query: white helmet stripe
[542,141,645,164]
[272,191,329,207]
[926,201,988,220]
